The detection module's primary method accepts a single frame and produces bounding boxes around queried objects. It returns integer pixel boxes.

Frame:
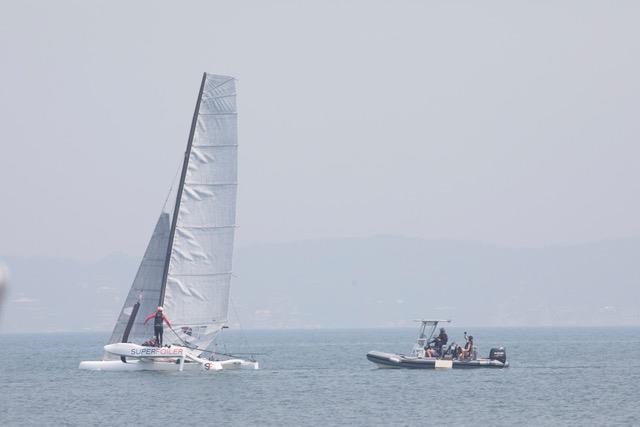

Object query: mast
[158,73,207,306]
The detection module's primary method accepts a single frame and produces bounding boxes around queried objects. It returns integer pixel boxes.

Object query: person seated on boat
[425,345,436,358]
[141,338,157,347]
[441,343,455,359]
[144,306,171,347]
[458,335,474,360]
[433,328,448,353]
[425,328,448,357]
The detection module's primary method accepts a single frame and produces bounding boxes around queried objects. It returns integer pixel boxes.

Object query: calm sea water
[2,327,639,426]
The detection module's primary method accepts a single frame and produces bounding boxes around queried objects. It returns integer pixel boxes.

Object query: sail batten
[184,182,238,186]
[105,73,238,357]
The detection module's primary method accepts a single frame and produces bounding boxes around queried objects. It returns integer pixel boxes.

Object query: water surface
[2,327,639,426]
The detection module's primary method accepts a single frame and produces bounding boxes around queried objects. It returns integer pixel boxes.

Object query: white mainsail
[106,73,237,356]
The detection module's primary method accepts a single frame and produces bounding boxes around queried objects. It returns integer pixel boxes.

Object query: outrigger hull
[78,359,259,372]
[366,351,509,369]
[79,343,259,372]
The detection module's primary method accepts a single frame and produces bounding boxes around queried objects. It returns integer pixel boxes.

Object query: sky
[1,0,639,261]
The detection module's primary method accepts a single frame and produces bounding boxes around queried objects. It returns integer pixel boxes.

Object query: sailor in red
[144,306,171,347]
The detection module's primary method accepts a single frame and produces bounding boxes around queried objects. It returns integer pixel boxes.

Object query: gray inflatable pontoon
[366,350,508,369]
[367,320,509,370]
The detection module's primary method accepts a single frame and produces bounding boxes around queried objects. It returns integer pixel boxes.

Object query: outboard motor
[489,347,507,364]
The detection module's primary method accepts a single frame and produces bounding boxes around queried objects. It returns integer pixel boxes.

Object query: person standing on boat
[144,306,171,347]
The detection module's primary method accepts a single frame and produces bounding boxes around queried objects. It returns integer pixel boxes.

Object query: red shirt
[144,311,171,327]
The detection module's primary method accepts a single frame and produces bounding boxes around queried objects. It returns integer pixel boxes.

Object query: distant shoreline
[2,324,639,336]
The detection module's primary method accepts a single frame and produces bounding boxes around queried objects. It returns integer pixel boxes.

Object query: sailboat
[80,73,258,371]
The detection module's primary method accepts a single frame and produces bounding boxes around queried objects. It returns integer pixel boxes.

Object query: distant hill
[0,253,138,333]
[1,236,639,332]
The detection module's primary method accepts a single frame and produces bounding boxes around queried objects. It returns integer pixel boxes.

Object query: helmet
[157,306,163,311]
[440,328,446,332]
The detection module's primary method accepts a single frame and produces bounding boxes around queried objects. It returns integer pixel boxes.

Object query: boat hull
[366,351,508,369]
[78,358,259,372]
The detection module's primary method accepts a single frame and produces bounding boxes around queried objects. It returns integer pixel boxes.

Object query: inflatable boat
[366,320,508,369]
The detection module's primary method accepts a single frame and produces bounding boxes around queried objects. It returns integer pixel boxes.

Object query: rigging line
[217,328,229,356]
[229,295,254,359]
[162,163,183,211]
[165,325,256,360]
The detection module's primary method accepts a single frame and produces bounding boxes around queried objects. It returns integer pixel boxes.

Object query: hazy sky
[1,0,639,260]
